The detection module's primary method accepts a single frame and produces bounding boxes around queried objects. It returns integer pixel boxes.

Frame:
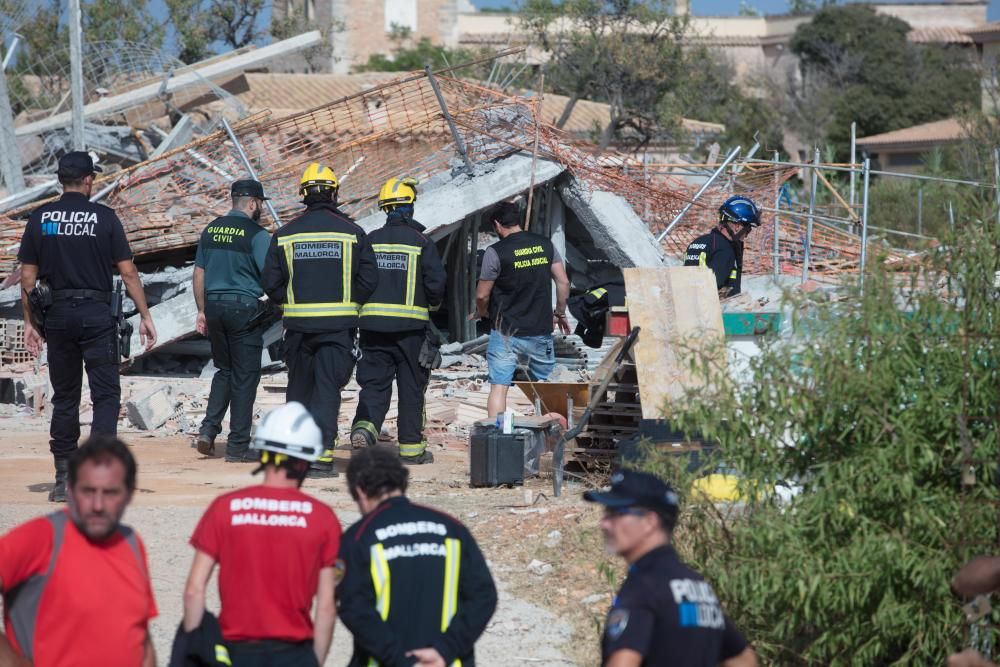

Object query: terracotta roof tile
[855,118,966,149]
[907,27,974,44]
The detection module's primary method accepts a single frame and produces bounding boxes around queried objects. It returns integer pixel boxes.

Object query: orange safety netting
[0,69,874,282]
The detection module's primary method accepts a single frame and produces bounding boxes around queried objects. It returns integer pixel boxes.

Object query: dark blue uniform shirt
[603,546,748,666]
[18,192,132,291]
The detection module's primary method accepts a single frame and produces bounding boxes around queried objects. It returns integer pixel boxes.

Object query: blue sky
[471,0,1000,19]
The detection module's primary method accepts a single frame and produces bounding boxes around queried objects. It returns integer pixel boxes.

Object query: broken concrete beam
[354,153,565,240]
[125,289,198,361]
[558,179,672,268]
[125,385,180,430]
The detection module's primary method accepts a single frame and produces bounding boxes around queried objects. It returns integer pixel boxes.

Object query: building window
[385,0,418,34]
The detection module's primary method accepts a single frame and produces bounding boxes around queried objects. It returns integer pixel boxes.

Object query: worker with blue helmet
[683,195,761,298]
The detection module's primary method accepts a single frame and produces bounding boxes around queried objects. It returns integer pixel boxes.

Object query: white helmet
[251,402,323,463]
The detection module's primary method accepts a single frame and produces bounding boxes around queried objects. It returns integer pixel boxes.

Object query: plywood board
[514,381,589,418]
[622,266,726,419]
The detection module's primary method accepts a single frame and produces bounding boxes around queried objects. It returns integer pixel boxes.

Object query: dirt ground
[0,403,619,666]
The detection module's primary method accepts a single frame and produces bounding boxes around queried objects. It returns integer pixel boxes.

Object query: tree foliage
[356,28,473,73]
[788,5,978,157]
[520,0,690,152]
[644,219,1000,664]
[165,0,266,63]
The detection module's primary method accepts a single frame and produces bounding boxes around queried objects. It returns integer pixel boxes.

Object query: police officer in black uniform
[338,447,498,667]
[262,163,378,477]
[193,179,272,462]
[684,196,762,299]
[19,151,157,502]
[585,470,758,667]
[350,177,446,464]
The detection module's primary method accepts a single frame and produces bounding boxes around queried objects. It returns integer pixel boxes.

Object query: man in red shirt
[182,402,342,666]
[0,435,157,666]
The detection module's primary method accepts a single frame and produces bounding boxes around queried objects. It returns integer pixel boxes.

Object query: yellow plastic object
[691,473,743,502]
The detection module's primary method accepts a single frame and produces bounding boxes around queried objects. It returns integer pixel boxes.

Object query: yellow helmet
[378,177,418,211]
[299,163,339,196]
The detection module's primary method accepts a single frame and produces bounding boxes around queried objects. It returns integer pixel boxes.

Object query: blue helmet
[719,196,761,228]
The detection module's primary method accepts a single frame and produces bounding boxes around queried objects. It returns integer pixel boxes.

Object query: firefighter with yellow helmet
[350,177,446,464]
[262,163,378,477]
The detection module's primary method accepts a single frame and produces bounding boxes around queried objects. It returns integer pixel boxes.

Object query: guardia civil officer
[262,163,378,477]
[683,196,761,299]
[193,179,272,463]
[350,178,446,464]
[585,470,758,667]
[18,151,157,503]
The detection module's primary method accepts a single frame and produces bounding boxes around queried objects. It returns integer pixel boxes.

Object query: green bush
[644,221,1000,664]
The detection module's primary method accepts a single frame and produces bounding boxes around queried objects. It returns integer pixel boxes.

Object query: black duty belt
[206,293,259,304]
[52,289,111,303]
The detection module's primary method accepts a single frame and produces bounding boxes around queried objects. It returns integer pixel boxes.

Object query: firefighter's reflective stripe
[399,441,427,457]
[371,242,422,307]
[277,232,358,308]
[441,537,463,667]
[729,267,738,280]
[367,543,392,667]
[283,302,360,318]
[589,287,607,299]
[214,645,232,666]
[359,303,429,320]
[698,252,708,268]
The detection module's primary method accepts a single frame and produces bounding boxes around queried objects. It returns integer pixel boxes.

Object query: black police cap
[230,179,270,200]
[56,151,102,178]
[584,469,680,514]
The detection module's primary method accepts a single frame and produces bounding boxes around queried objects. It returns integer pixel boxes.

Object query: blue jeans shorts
[486,331,555,386]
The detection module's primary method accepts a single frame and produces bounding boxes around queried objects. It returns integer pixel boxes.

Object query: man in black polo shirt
[470,201,570,418]
[193,179,272,462]
[585,470,758,667]
[18,151,157,502]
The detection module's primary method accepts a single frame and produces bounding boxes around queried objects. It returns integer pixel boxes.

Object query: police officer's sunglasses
[603,506,649,519]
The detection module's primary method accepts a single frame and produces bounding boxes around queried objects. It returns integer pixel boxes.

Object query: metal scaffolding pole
[656,145,741,243]
[994,147,1000,228]
[772,150,781,277]
[2,35,20,71]
[425,65,475,175]
[849,122,857,209]
[802,147,819,283]
[0,42,25,192]
[221,118,282,227]
[68,0,85,150]
[860,158,871,289]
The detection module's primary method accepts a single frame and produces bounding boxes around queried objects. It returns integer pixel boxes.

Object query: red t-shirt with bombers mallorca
[190,484,342,642]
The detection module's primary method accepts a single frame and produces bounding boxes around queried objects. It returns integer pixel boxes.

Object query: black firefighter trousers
[353,329,429,457]
[44,300,120,460]
[284,329,355,448]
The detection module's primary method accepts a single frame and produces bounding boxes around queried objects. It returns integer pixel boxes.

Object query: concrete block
[125,385,180,431]
[558,179,670,268]
[126,289,198,361]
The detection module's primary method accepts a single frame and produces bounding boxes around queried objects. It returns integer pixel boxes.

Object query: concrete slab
[558,179,670,268]
[354,153,565,239]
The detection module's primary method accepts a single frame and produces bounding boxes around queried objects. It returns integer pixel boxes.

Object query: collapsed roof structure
[0,38,883,369]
